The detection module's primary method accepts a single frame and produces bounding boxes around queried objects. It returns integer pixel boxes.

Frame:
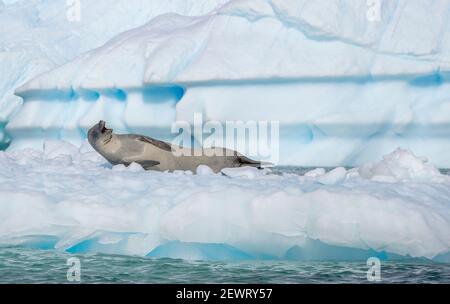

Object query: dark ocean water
[0,247,449,284]
[272,166,450,176]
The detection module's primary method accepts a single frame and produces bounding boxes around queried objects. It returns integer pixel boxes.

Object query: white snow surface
[0,143,449,261]
[359,148,444,183]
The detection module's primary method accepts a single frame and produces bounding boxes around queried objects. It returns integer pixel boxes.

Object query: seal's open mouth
[99,120,112,134]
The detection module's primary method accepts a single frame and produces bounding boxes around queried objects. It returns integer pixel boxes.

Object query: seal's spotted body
[88,121,261,173]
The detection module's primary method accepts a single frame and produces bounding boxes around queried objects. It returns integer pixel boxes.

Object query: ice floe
[0,142,449,261]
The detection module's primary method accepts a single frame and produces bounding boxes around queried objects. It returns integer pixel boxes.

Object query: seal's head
[88,120,113,148]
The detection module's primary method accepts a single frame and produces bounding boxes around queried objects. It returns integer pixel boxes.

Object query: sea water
[0,247,449,284]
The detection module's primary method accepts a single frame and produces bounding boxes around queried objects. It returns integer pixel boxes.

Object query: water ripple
[0,248,449,284]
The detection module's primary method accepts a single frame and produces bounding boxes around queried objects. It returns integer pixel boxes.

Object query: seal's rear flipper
[236,155,260,167]
[258,161,274,169]
[237,155,273,169]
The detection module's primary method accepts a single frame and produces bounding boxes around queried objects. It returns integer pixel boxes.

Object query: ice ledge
[0,144,449,261]
[14,0,450,93]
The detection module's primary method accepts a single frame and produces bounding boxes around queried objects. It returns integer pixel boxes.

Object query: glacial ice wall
[4,0,450,166]
[0,0,228,148]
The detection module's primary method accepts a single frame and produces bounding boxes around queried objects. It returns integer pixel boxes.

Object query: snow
[304,168,326,178]
[43,140,80,160]
[316,167,347,185]
[359,148,444,183]
[2,0,450,167]
[196,165,215,176]
[0,143,449,261]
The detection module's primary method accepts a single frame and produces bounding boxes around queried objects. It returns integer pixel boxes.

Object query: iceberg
[0,143,449,261]
[0,0,228,148]
[2,0,450,167]
[1,0,450,263]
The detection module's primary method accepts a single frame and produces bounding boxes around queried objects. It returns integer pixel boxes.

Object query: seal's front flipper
[123,160,160,170]
[136,160,160,170]
[236,155,261,168]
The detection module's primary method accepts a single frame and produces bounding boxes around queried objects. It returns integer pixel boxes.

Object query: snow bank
[0,143,449,261]
[359,148,444,183]
[316,167,347,185]
[4,0,450,167]
[196,165,215,176]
